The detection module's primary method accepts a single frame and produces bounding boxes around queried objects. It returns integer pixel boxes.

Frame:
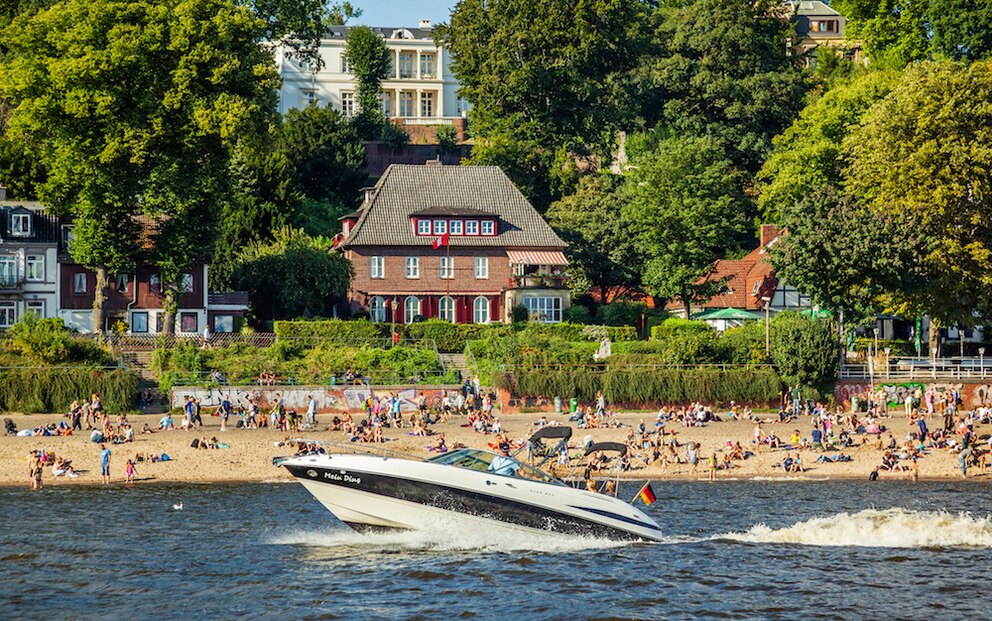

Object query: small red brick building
[339,163,571,324]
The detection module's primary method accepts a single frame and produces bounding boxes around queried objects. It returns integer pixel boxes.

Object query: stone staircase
[120,350,168,414]
[438,353,472,380]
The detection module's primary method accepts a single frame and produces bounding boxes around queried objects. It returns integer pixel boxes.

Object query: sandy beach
[2,408,989,487]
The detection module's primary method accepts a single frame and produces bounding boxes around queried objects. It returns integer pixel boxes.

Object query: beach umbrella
[691,308,763,321]
[800,308,832,319]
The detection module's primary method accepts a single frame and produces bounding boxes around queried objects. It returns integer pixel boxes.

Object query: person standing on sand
[911,457,919,482]
[28,450,43,490]
[125,459,137,483]
[708,453,717,481]
[99,444,111,484]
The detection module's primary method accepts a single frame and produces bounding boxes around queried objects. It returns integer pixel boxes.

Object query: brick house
[668,225,812,319]
[338,163,570,324]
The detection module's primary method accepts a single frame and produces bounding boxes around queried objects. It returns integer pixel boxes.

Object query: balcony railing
[511,274,568,289]
[0,274,24,290]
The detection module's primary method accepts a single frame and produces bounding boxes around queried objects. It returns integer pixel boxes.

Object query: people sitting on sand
[814,453,852,463]
[51,456,79,478]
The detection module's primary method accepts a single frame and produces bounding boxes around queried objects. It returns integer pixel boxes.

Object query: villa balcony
[0,275,24,291]
[510,274,568,289]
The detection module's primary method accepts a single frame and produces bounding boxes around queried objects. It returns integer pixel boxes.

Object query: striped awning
[506,250,568,266]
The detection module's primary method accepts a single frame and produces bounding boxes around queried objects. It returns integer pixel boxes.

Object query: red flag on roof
[432,233,450,250]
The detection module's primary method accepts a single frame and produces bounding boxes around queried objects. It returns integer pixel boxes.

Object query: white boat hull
[281,453,663,542]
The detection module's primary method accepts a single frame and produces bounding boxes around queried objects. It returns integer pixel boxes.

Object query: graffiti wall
[170,385,463,413]
[835,381,992,410]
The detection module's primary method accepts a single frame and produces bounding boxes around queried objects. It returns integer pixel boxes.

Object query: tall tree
[343,25,392,139]
[231,227,351,322]
[623,136,750,317]
[757,69,898,221]
[278,103,366,206]
[0,0,279,333]
[246,0,328,68]
[844,60,992,327]
[547,174,640,300]
[638,0,810,176]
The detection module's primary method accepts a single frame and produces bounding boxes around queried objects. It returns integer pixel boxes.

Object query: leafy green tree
[247,0,329,68]
[344,25,392,139]
[0,0,279,334]
[757,69,898,221]
[547,174,640,300]
[844,60,992,328]
[230,227,351,322]
[324,1,361,26]
[638,0,810,175]
[293,198,350,237]
[623,136,750,317]
[438,0,650,152]
[769,312,839,390]
[464,135,554,211]
[278,104,365,206]
[769,188,927,326]
[435,125,459,156]
[928,0,992,62]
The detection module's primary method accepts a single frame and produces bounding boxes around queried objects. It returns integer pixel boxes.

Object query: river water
[2,480,991,620]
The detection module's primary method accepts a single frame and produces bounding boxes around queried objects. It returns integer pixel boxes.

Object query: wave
[719,508,992,548]
[266,520,640,553]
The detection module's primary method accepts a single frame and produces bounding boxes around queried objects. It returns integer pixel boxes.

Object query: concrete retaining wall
[171,384,466,413]
[834,380,992,409]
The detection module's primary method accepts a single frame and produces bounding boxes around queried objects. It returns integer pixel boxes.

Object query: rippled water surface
[3,481,992,620]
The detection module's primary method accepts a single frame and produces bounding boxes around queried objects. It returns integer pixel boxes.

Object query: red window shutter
[490,296,499,323]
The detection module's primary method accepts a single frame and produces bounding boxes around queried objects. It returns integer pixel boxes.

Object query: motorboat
[277,429,663,542]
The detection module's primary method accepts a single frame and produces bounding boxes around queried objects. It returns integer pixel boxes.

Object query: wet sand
[2,409,988,487]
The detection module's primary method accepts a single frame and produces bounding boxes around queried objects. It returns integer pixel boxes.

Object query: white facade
[274,24,469,122]
[0,202,60,327]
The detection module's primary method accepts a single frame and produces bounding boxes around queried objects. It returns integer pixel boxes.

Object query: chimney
[0,185,6,201]
[419,19,432,29]
[759,224,779,248]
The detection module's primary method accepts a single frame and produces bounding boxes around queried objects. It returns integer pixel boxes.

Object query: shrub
[0,368,140,413]
[599,301,647,327]
[563,304,592,324]
[510,305,529,323]
[651,318,715,340]
[274,319,387,342]
[402,320,509,352]
[853,338,914,357]
[719,322,769,365]
[769,312,839,390]
[436,124,458,155]
[379,123,409,151]
[8,315,73,364]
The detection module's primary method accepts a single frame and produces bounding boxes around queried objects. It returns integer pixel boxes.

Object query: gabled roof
[0,203,60,244]
[340,164,567,249]
[790,0,841,17]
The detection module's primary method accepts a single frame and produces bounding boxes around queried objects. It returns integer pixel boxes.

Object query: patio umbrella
[692,308,763,321]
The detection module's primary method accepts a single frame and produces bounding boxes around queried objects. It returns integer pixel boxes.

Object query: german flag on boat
[634,482,656,506]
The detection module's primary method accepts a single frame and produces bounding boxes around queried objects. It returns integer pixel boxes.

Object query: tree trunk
[161,285,177,336]
[683,296,691,320]
[93,265,108,338]
[928,318,939,360]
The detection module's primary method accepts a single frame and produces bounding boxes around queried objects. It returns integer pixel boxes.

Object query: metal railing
[464,341,481,380]
[167,368,453,388]
[840,357,992,381]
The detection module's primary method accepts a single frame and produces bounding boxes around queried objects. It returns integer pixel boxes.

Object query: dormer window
[11,213,30,237]
[450,220,463,235]
[417,219,431,235]
[61,225,75,247]
[465,220,479,235]
[433,219,447,235]
[480,220,495,236]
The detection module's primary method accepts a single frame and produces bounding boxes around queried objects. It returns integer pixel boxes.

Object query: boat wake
[267,523,641,553]
[718,508,992,548]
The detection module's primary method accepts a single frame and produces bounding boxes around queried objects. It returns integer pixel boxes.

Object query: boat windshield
[426,449,563,485]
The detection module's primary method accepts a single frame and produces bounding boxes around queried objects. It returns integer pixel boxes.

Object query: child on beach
[125,459,137,483]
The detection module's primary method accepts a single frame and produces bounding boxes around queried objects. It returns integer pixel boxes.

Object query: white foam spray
[719,508,992,548]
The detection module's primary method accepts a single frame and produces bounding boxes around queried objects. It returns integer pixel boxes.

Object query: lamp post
[873,327,880,362]
[388,299,396,347]
[980,347,986,379]
[884,347,891,380]
[762,296,772,358]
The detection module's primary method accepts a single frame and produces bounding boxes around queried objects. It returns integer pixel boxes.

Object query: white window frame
[0,302,15,327]
[433,219,447,235]
[180,312,198,333]
[341,55,352,74]
[370,256,385,279]
[465,220,479,236]
[11,213,30,237]
[114,273,129,293]
[440,256,454,279]
[449,220,463,235]
[404,296,420,324]
[405,257,420,279]
[417,220,431,236]
[213,314,234,333]
[398,52,415,79]
[474,256,489,279]
[73,272,87,294]
[379,92,392,117]
[370,296,386,322]
[524,297,562,323]
[25,300,44,318]
[474,296,490,324]
[420,91,434,117]
[419,53,436,79]
[481,220,495,236]
[341,92,355,117]
[131,311,149,333]
[439,296,455,322]
[25,255,44,281]
[398,91,414,117]
[0,255,17,286]
[303,90,318,107]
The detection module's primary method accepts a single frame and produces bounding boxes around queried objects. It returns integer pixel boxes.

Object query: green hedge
[0,368,140,413]
[274,319,387,341]
[853,338,914,357]
[403,320,511,352]
[497,366,781,405]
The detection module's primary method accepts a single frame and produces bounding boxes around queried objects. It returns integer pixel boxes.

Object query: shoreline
[3,409,989,488]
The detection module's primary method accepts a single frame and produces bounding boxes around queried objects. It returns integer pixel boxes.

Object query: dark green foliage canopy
[278,104,366,207]
[768,312,838,390]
